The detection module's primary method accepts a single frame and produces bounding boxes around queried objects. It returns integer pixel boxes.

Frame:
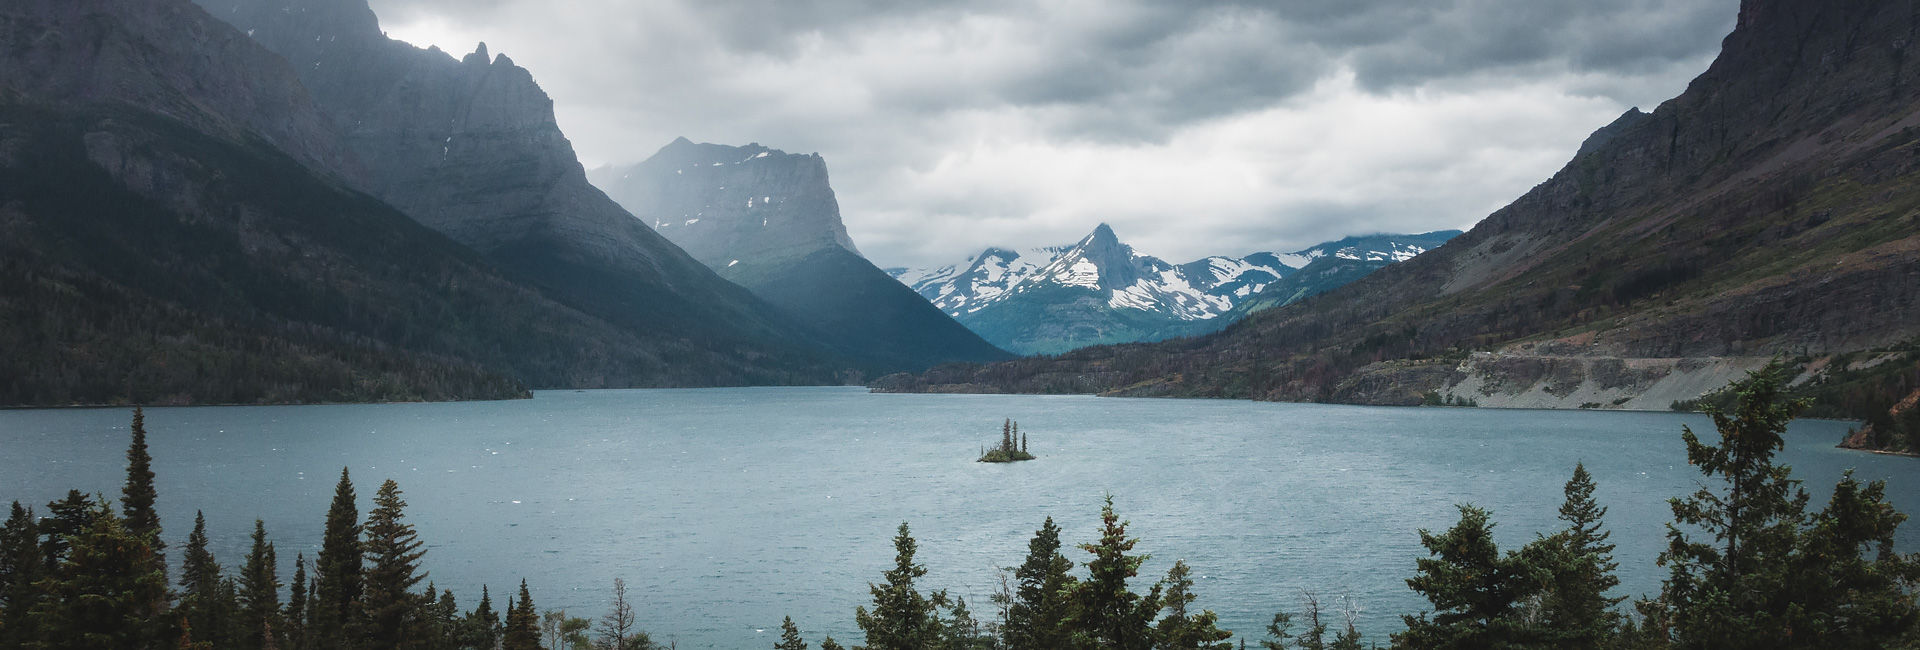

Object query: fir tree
[286,553,308,650]
[501,580,540,650]
[1255,609,1293,650]
[1393,504,1540,649]
[776,615,807,650]
[1659,361,1920,648]
[25,498,168,650]
[242,520,282,650]
[1,502,45,648]
[426,587,460,650]
[1068,495,1161,650]
[1154,560,1232,649]
[121,407,164,567]
[1004,517,1075,650]
[40,490,96,568]
[180,510,238,649]
[363,479,429,648]
[312,467,364,650]
[1535,463,1622,648]
[855,522,942,650]
[819,637,845,650]
[464,585,501,650]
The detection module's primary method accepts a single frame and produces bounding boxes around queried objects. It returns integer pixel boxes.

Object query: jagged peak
[462,42,489,65]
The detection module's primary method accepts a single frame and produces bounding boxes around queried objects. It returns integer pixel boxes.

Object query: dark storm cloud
[370,0,1739,267]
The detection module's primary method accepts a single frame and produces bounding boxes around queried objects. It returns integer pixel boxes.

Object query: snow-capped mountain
[887,225,1459,355]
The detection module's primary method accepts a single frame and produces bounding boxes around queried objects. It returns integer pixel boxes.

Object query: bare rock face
[0,0,355,177]
[591,138,860,271]
[198,0,831,352]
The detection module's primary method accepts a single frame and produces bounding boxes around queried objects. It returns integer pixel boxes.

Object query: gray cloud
[368,0,1738,267]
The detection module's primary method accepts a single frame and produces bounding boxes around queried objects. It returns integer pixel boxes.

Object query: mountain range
[872,0,1920,431]
[887,225,1457,355]
[588,139,1011,374]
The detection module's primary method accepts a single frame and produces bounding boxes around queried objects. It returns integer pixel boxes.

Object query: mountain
[0,0,855,406]
[887,225,1455,355]
[194,0,852,378]
[873,0,1920,419]
[589,139,1012,374]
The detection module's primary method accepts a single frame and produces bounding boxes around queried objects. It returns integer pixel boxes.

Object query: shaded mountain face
[888,225,1455,356]
[590,139,1011,374]
[0,0,850,405]
[195,0,844,372]
[875,0,1920,410]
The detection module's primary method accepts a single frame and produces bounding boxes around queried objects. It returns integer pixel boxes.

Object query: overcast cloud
[369,0,1738,268]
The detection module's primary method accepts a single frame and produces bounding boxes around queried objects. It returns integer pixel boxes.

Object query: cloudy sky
[369,0,1739,269]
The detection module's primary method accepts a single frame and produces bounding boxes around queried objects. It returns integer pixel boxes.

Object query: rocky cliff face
[876,0,1920,412]
[591,138,859,269]
[590,138,1011,373]
[198,0,845,365]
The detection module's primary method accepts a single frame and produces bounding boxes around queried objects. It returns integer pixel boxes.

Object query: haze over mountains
[888,225,1458,355]
[589,139,1011,373]
[875,0,1920,422]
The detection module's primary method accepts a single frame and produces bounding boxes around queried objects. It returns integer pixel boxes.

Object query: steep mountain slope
[874,0,1920,411]
[0,0,843,406]
[196,0,847,375]
[889,225,1454,355]
[590,139,1011,374]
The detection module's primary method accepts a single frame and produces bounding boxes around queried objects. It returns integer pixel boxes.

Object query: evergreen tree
[1154,560,1232,649]
[501,580,540,650]
[1393,504,1541,649]
[312,467,364,650]
[363,479,429,648]
[1067,495,1161,650]
[180,510,238,650]
[1004,516,1075,650]
[121,407,165,569]
[1534,463,1622,648]
[855,522,942,650]
[426,587,460,650]
[820,637,846,650]
[286,553,309,650]
[40,490,97,569]
[242,520,282,650]
[1,502,45,648]
[776,615,807,650]
[25,498,168,650]
[1255,609,1293,650]
[463,586,501,650]
[1659,361,1920,648]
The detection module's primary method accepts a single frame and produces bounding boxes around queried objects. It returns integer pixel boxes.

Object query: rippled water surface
[1,387,1913,648]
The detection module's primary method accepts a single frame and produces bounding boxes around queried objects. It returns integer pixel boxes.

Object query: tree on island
[981,419,1036,463]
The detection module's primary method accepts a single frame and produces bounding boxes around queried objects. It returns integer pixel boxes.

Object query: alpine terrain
[873,0,1920,453]
[590,139,1012,374]
[887,224,1456,355]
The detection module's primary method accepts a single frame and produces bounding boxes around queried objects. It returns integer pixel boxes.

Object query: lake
[0,387,1911,648]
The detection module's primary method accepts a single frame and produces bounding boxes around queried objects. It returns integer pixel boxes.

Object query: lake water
[1,388,1913,648]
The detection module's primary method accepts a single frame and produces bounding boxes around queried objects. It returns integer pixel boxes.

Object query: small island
[979,418,1036,462]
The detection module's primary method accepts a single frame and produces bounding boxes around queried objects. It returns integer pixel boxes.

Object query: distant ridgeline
[11,365,1920,648]
[979,418,1035,462]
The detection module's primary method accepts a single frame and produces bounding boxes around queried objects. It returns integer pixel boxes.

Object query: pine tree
[426,587,460,650]
[312,467,364,650]
[855,522,942,650]
[776,615,807,650]
[39,490,96,568]
[286,553,308,650]
[180,510,237,649]
[464,585,501,650]
[1393,504,1541,649]
[1535,463,1622,648]
[363,479,429,648]
[1154,560,1232,649]
[121,407,164,570]
[1,502,46,647]
[25,498,168,650]
[501,580,540,650]
[1659,361,1920,648]
[1255,609,1293,650]
[1004,517,1075,650]
[242,520,282,650]
[819,637,845,650]
[1067,495,1160,650]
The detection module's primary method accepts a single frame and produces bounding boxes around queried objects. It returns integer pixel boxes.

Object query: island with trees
[979,419,1035,462]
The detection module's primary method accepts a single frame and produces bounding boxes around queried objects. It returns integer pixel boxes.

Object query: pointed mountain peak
[1088,223,1119,245]
[462,42,489,65]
